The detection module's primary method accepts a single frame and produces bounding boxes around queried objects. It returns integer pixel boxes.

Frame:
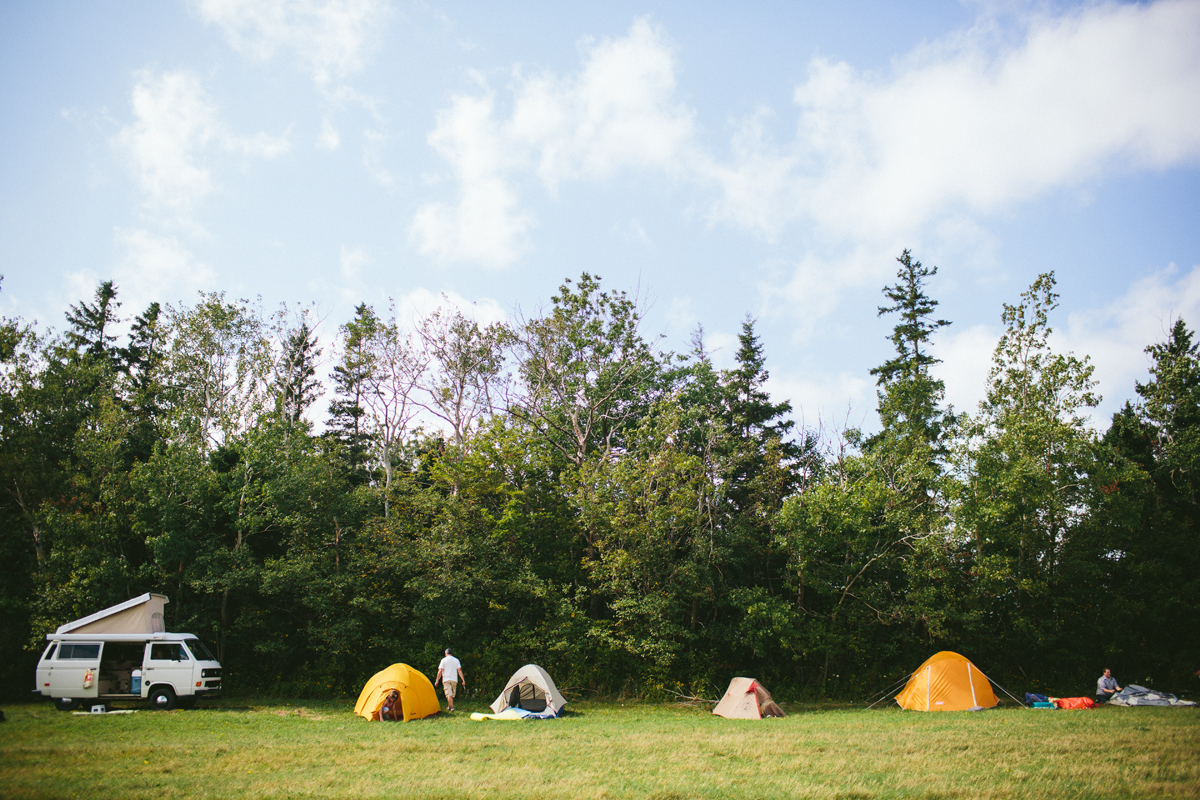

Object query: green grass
[2,697,1197,799]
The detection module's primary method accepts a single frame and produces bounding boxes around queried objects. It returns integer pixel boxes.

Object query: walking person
[436,648,466,712]
[1096,668,1122,703]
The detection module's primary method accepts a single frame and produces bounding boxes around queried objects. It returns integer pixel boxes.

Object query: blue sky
[2,0,1199,432]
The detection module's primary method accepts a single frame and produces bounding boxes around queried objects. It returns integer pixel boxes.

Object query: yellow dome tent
[354,663,441,722]
[895,651,998,711]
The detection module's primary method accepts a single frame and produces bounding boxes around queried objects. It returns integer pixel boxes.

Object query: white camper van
[34,593,222,711]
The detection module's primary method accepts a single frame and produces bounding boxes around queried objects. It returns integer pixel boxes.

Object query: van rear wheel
[55,697,79,712]
[149,686,177,710]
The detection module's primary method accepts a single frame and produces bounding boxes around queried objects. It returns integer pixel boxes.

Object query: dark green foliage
[0,271,1196,703]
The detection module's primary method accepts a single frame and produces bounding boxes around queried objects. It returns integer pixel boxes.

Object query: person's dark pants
[1096,695,1110,704]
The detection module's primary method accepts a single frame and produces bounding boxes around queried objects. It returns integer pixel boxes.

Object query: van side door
[49,642,102,700]
[143,642,193,698]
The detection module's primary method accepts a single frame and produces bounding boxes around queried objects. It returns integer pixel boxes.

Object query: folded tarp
[470,707,560,721]
[1109,685,1196,707]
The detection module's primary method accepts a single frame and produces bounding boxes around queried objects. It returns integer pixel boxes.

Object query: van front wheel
[149,687,177,711]
[55,697,78,712]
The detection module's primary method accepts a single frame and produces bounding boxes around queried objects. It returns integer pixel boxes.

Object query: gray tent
[1109,685,1196,707]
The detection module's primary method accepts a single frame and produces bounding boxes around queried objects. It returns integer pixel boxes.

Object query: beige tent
[712,677,785,719]
[55,593,168,635]
[489,664,567,715]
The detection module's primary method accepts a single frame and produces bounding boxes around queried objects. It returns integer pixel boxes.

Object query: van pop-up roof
[54,593,168,635]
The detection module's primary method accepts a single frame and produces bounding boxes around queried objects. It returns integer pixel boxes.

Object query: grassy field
[2,696,1198,799]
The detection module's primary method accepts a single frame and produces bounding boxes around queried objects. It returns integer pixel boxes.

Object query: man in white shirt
[436,648,466,712]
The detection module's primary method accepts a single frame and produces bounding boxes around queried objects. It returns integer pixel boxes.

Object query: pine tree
[327,304,379,480]
[719,317,810,517]
[276,321,323,424]
[65,280,121,363]
[869,250,950,457]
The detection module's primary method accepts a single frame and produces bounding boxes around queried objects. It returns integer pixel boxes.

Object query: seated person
[1096,668,1121,702]
[377,689,402,721]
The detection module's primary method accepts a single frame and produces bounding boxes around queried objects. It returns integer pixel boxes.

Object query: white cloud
[117,71,218,213]
[193,0,389,89]
[410,90,536,266]
[714,0,1200,338]
[411,18,692,267]
[708,0,1200,241]
[1060,263,1200,422]
[931,322,999,418]
[394,287,508,328]
[929,263,1200,429]
[113,228,217,308]
[116,69,289,217]
[614,218,652,247]
[339,245,370,281]
[317,116,341,149]
[61,230,216,337]
[509,17,694,192]
[766,370,876,436]
[362,128,398,188]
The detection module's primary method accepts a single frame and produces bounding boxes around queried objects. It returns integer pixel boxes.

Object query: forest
[1,253,1197,702]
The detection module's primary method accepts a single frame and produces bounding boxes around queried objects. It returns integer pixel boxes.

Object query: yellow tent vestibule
[354,664,441,722]
[895,651,998,711]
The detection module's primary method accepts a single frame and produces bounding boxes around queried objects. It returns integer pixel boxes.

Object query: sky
[2,0,1199,434]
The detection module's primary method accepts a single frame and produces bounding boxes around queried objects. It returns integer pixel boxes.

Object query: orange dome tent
[354,663,441,722]
[895,651,998,711]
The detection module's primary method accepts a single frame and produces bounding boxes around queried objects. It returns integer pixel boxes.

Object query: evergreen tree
[118,302,166,462]
[65,280,121,363]
[868,249,951,459]
[719,317,807,514]
[1136,318,1200,508]
[327,304,381,482]
[276,321,323,424]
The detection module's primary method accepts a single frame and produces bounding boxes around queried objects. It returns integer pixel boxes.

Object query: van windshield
[185,638,216,661]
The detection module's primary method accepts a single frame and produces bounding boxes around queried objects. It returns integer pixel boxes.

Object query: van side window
[43,642,57,661]
[150,643,189,661]
[58,644,101,659]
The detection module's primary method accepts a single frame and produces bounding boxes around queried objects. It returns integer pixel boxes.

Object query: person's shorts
[443,680,457,699]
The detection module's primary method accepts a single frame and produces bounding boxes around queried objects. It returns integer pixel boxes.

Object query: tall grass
[2,698,1197,798]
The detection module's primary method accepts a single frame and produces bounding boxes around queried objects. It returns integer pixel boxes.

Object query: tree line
[1,255,1196,701]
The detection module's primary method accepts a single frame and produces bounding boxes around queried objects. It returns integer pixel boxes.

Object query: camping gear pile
[1109,685,1197,707]
[1025,693,1097,709]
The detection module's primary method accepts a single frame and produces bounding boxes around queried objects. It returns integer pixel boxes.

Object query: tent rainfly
[55,593,168,635]
[712,677,785,719]
[489,664,567,715]
[895,651,999,711]
[354,664,441,722]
